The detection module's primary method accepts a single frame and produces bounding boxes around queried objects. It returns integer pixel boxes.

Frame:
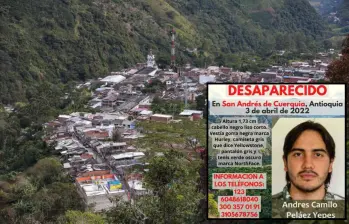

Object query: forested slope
[308,0,343,15]
[338,0,349,24]
[0,0,327,103]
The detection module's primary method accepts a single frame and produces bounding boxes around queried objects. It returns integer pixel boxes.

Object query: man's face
[283,130,333,192]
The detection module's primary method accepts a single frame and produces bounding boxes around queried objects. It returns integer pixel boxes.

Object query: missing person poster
[207,84,346,220]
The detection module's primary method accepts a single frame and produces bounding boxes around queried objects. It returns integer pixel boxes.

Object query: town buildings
[43,48,335,212]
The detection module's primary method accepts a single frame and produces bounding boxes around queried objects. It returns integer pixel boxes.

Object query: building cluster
[41,47,336,212]
[43,51,204,212]
[78,48,340,110]
[44,110,202,211]
[253,59,330,83]
[190,55,335,84]
[43,112,148,211]
[327,12,341,24]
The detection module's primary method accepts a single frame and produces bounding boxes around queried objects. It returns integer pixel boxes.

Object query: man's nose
[302,153,314,169]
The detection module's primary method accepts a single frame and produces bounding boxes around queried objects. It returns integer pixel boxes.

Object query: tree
[176,52,186,67]
[105,195,148,224]
[112,130,122,142]
[29,182,85,222]
[0,158,85,223]
[342,35,349,55]
[195,87,207,118]
[208,193,219,218]
[201,39,213,52]
[275,33,284,51]
[282,34,294,50]
[136,150,202,224]
[150,98,185,115]
[142,79,166,94]
[144,151,185,194]
[26,157,65,188]
[135,119,206,155]
[325,35,349,112]
[293,32,306,52]
[323,40,333,50]
[59,210,105,224]
[17,82,65,124]
[108,120,207,224]
[157,53,171,69]
[105,150,202,224]
[326,35,349,136]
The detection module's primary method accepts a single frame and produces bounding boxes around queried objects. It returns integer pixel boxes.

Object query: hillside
[0,0,327,103]
[338,0,349,24]
[308,0,348,44]
[170,0,327,51]
[308,0,343,15]
[308,0,349,25]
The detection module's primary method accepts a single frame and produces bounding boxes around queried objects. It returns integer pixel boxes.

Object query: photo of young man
[273,121,344,201]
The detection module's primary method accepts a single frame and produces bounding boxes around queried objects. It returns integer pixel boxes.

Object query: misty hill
[308,0,343,15]
[1,0,327,103]
[338,0,349,24]
[309,0,349,24]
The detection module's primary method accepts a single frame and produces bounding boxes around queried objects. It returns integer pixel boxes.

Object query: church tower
[147,49,156,68]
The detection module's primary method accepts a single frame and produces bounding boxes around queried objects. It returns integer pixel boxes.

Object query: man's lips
[299,172,317,179]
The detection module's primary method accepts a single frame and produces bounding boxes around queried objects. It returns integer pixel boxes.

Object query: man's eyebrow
[290,148,304,152]
[290,148,328,154]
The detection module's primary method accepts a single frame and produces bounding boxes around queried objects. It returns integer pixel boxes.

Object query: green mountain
[308,0,348,43]
[1,0,327,103]
[308,0,349,24]
[308,0,343,15]
[338,0,349,24]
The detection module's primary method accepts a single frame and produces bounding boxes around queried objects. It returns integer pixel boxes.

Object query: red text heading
[228,84,327,96]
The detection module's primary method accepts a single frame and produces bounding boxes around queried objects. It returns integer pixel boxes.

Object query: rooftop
[179,110,203,116]
[98,113,128,121]
[91,102,102,108]
[111,152,145,160]
[117,96,147,112]
[83,128,108,133]
[95,87,113,92]
[58,115,71,119]
[123,134,145,139]
[151,114,173,118]
[127,68,139,75]
[140,110,152,115]
[96,142,127,150]
[128,180,146,191]
[100,75,126,84]
[82,184,107,197]
[136,67,157,75]
[76,174,125,197]
[63,163,72,169]
[102,94,118,102]
[132,107,149,112]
